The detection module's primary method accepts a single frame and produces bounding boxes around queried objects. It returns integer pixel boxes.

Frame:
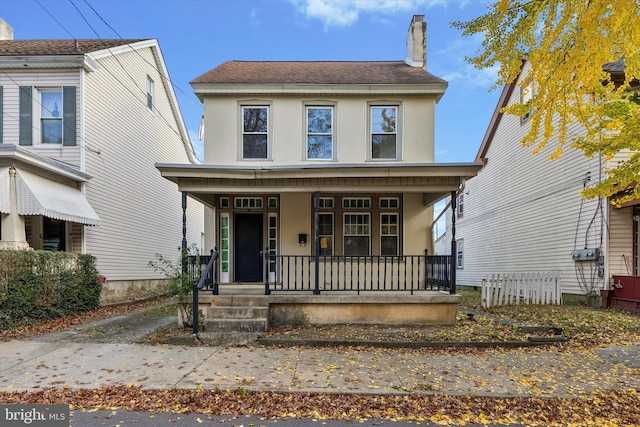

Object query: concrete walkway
[1,338,639,398]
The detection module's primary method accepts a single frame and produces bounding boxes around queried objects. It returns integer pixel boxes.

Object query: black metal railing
[187,247,219,294]
[264,251,451,295]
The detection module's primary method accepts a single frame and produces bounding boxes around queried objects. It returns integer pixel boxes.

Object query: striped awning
[14,168,100,225]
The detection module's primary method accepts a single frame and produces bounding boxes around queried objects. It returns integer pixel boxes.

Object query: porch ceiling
[156,162,483,207]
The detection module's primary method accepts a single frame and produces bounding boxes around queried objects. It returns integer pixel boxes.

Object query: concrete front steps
[201,295,269,345]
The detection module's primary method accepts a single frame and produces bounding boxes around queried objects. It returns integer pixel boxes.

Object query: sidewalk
[1,335,639,397]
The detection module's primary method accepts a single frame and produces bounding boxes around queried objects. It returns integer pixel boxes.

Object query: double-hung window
[343,213,370,256]
[146,76,154,110]
[40,89,63,144]
[306,106,333,159]
[242,106,269,159]
[370,106,398,159]
[380,213,399,256]
[520,79,534,123]
[318,213,334,256]
[19,86,76,146]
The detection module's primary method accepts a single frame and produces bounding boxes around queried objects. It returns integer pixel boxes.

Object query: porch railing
[187,248,219,294]
[265,251,451,295]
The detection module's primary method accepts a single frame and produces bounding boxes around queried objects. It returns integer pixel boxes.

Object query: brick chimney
[405,15,426,68]
[0,18,13,40]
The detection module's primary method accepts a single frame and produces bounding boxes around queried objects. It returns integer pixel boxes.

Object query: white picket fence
[481,272,562,308]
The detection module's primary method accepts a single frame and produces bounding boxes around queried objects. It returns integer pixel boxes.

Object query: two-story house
[449,58,637,302]
[158,15,481,295]
[0,18,204,303]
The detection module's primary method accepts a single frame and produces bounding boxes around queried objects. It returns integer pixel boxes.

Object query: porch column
[314,191,320,294]
[0,167,29,250]
[450,190,457,295]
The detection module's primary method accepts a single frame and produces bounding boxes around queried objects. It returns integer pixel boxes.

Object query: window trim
[305,105,334,160]
[39,88,63,145]
[457,194,464,218]
[380,212,399,256]
[520,79,534,124]
[317,212,334,256]
[240,104,270,160]
[343,212,371,256]
[146,76,154,110]
[369,104,401,160]
[456,239,464,269]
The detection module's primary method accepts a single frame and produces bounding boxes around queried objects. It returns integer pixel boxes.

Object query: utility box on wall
[571,248,600,261]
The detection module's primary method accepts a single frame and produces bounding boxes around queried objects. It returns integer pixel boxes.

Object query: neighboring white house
[157,15,481,289]
[445,59,637,298]
[0,19,204,302]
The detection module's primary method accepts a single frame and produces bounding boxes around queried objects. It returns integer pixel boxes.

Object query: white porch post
[0,167,30,250]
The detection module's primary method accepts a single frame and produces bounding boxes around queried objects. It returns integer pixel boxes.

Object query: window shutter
[63,86,77,146]
[19,86,32,146]
[0,86,3,144]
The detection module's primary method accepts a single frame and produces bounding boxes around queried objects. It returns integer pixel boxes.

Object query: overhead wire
[18,0,203,161]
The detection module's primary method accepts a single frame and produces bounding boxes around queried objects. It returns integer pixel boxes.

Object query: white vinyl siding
[454,61,612,295]
[83,43,203,280]
[0,71,81,167]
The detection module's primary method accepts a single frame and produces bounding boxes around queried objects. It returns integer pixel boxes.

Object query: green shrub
[0,250,101,330]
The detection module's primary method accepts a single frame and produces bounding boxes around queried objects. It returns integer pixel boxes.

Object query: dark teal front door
[234,213,263,282]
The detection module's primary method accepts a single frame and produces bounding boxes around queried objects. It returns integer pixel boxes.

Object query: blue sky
[0,0,500,164]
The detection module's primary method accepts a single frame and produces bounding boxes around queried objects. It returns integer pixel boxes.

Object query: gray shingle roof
[0,39,147,56]
[191,60,447,85]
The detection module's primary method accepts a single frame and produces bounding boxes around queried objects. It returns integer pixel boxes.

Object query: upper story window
[19,86,76,147]
[146,76,154,110]
[457,194,464,218]
[40,89,62,144]
[242,106,269,159]
[306,106,333,160]
[520,79,534,123]
[370,106,398,160]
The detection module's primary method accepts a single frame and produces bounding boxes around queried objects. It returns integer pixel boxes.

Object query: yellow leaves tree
[454,0,640,204]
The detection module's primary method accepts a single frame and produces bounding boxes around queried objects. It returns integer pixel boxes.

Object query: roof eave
[191,82,448,101]
[0,55,99,71]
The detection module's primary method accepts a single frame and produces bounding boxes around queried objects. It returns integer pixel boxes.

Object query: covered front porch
[158,162,481,329]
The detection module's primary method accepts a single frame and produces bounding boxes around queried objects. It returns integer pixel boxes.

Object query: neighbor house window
[344,213,370,256]
[370,106,397,159]
[318,213,334,256]
[306,106,333,159]
[19,86,76,146]
[242,106,269,159]
[457,239,464,269]
[458,194,464,218]
[40,89,63,144]
[380,213,398,255]
[520,79,534,123]
[146,76,154,110]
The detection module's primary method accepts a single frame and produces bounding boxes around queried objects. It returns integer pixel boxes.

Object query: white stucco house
[157,15,481,298]
[0,19,204,302]
[443,58,638,301]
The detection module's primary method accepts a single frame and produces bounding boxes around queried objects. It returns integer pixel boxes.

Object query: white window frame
[234,197,263,209]
[380,197,399,209]
[458,194,464,218]
[343,213,370,256]
[380,213,399,256]
[220,213,230,282]
[317,212,334,256]
[305,105,334,160]
[456,239,464,269]
[520,79,534,123]
[241,105,270,160]
[343,197,371,209]
[146,76,154,110]
[369,104,400,160]
[268,213,278,282]
[38,88,63,145]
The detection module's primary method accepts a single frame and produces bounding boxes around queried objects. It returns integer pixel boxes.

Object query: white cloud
[289,0,466,29]
[431,33,499,89]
